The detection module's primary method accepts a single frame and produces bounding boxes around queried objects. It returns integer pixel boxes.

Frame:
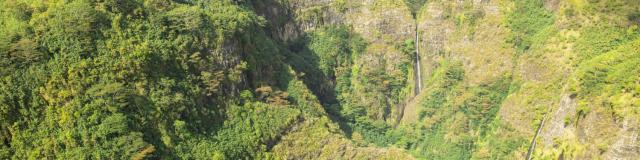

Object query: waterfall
[415,26,422,95]
[526,114,547,160]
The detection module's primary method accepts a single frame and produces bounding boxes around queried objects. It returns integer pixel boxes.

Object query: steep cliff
[408,0,640,159]
[1,0,638,159]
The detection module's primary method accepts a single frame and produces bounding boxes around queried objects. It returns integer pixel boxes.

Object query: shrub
[507,0,554,54]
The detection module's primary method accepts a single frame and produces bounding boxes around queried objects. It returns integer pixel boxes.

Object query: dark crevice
[266,116,305,151]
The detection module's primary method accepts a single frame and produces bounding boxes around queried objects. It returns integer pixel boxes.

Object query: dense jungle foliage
[0,0,413,158]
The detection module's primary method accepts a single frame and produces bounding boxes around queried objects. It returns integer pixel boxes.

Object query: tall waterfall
[415,26,422,95]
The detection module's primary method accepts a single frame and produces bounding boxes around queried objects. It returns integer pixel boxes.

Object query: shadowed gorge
[1,0,639,159]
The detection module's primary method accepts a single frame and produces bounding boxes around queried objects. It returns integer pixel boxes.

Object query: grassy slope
[404,0,640,159]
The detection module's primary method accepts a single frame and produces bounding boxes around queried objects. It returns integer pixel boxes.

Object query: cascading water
[415,25,422,95]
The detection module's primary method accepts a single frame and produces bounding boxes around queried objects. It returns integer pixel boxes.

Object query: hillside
[1,0,639,159]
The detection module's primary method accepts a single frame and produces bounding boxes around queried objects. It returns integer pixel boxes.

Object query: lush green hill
[0,0,408,159]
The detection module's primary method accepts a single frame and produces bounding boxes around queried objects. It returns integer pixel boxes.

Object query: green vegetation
[405,0,639,159]
[0,0,298,158]
[507,0,640,158]
[507,0,554,54]
[1,0,638,159]
[294,25,412,149]
[403,0,427,17]
[573,36,640,118]
[405,61,523,159]
[454,1,485,37]
[0,0,414,159]
[575,24,639,62]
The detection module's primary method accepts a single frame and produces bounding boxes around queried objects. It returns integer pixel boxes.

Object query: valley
[1,0,639,159]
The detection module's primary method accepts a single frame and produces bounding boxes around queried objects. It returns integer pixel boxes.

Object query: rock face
[272,0,415,121]
[540,94,577,147]
[416,0,514,87]
[259,0,640,159]
[258,0,639,159]
[603,119,640,159]
[411,0,640,159]
[251,0,418,158]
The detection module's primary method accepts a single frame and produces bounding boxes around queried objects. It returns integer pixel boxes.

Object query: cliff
[0,0,638,159]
